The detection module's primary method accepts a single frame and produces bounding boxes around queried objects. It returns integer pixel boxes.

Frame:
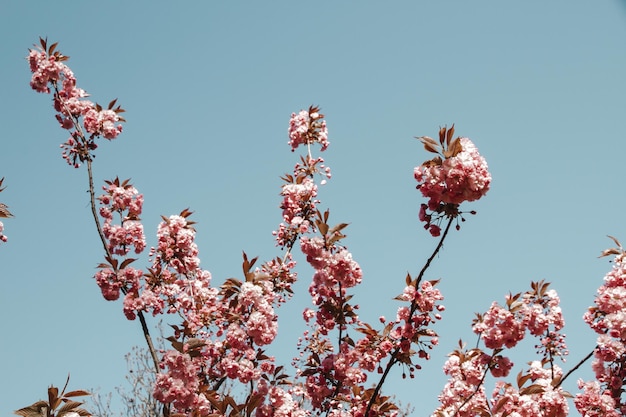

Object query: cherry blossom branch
[29,41,162,380]
[58,85,161,377]
[555,346,596,389]
[365,217,453,417]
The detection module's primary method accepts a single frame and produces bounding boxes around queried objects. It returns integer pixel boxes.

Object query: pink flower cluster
[574,380,620,417]
[98,179,146,256]
[139,213,216,328]
[300,235,362,333]
[415,126,491,236]
[28,39,124,167]
[433,282,570,416]
[274,157,330,247]
[415,137,491,207]
[153,350,210,412]
[254,383,308,417]
[473,281,567,359]
[433,348,490,416]
[490,361,569,417]
[94,178,146,303]
[288,106,329,152]
[433,353,570,417]
[388,281,444,362]
[579,246,626,414]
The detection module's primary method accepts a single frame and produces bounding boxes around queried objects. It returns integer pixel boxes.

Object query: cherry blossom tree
[15,38,625,417]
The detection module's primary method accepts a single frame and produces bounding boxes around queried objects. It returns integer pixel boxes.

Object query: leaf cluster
[35,38,69,62]
[15,376,91,417]
[416,125,463,166]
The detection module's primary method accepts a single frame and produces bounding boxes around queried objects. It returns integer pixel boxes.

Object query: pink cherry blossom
[153,350,211,413]
[415,137,491,207]
[288,106,329,152]
[28,39,124,167]
[415,128,490,235]
[574,379,621,417]
[582,247,626,411]
[473,301,526,349]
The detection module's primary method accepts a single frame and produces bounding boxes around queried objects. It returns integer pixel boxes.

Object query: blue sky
[1,1,626,415]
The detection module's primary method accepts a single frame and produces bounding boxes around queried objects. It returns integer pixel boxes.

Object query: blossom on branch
[288,106,329,152]
[28,38,125,167]
[414,125,491,236]
[579,236,626,414]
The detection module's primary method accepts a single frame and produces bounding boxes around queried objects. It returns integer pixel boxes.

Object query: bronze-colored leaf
[443,137,463,158]
[417,135,437,146]
[519,384,545,395]
[63,389,91,398]
[74,408,92,417]
[58,400,83,413]
[608,234,622,248]
[0,203,13,218]
[438,126,446,146]
[599,248,622,258]
[421,156,443,167]
[423,142,440,154]
[14,402,48,417]
[446,124,455,146]
[119,258,137,270]
[328,222,349,235]
[317,221,329,236]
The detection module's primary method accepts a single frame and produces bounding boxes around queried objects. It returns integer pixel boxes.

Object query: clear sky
[1,1,626,415]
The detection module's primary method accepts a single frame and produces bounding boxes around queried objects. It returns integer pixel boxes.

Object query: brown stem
[555,347,596,389]
[416,217,454,287]
[364,217,454,416]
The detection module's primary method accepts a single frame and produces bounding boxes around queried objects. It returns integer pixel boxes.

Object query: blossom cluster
[94,178,147,303]
[577,241,626,414]
[98,178,146,256]
[28,38,124,167]
[473,281,567,359]
[489,361,570,417]
[432,281,569,416]
[288,106,329,152]
[415,126,491,236]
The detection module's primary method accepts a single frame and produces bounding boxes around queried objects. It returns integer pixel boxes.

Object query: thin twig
[555,347,596,389]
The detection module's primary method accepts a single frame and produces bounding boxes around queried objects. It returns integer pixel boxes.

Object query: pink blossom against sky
[2,1,626,415]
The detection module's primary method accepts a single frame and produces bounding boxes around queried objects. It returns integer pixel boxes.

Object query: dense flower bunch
[28,38,124,167]
[576,237,626,415]
[94,178,146,304]
[432,281,569,416]
[415,125,491,236]
[288,106,329,152]
[99,178,146,256]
